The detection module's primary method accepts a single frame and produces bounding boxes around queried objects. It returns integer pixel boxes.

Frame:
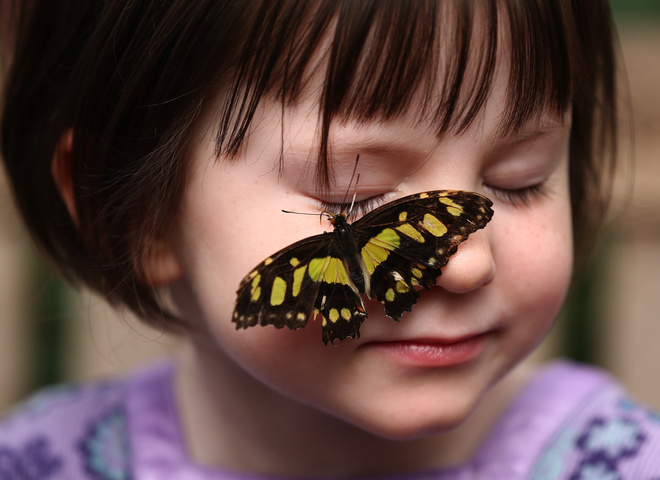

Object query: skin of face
[150,42,574,474]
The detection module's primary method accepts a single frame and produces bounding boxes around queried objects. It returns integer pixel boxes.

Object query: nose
[435,230,495,294]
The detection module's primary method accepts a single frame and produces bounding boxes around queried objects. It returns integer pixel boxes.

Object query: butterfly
[232,190,493,345]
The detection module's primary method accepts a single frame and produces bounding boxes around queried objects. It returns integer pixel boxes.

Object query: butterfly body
[232,190,493,345]
[330,213,368,294]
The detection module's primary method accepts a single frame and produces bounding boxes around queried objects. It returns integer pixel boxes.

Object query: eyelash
[319,182,547,217]
[319,195,386,220]
[486,183,548,207]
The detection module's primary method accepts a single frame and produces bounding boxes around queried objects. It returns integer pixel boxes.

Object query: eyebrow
[493,113,570,143]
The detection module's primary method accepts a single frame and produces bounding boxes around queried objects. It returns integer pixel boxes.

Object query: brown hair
[0,0,619,326]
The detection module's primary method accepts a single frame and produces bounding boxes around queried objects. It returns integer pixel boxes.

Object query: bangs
[216,0,576,185]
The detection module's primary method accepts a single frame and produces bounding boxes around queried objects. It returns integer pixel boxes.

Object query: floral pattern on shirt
[532,393,658,480]
[79,408,131,480]
[0,436,62,480]
[574,416,645,465]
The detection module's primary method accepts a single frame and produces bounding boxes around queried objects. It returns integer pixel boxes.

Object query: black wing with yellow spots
[350,190,493,321]
[232,235,367,345]
[232,190,493,345]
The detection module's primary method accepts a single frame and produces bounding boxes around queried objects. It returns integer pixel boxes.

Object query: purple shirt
[1,359,659,479]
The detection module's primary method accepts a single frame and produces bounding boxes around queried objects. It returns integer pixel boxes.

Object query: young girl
[1,0,658,478]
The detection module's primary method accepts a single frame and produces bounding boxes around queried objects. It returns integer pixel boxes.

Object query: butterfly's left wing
[351,190,493,320]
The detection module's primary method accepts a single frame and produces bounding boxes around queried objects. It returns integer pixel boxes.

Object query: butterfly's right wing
[232,234,366,345]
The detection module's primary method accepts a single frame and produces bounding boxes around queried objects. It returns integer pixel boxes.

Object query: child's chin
[345,407,474,442]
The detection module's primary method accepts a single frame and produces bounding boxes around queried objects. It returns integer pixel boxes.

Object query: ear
[51,130,183,287]
[142,237,184,287]
[51,129,79,225]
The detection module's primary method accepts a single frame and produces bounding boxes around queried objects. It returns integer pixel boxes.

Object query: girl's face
[161,58,573,439]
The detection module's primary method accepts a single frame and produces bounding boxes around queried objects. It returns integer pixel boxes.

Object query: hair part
[1,0,620,326]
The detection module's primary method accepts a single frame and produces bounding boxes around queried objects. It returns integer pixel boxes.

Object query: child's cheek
[499,201,574,340]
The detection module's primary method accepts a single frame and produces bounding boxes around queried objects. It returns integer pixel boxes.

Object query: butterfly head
[329,212,347,226]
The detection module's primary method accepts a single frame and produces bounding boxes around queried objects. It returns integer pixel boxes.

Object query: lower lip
[364,334,489,367]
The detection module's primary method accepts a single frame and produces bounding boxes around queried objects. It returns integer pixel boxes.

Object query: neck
[174,338,534,477]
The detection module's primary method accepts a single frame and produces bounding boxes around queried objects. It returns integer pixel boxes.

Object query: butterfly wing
[310,254,367,345]
[351,190,493,320]
[232,234,367,345]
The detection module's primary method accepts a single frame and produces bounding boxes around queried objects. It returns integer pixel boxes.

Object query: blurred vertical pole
[561,247,608,365]
[29,257,69,388]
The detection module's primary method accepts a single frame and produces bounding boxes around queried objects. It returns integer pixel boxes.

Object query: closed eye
[319,194,387,221]
[485,183,549,207]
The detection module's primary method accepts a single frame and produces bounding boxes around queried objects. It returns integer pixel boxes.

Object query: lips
[361,332,491,367]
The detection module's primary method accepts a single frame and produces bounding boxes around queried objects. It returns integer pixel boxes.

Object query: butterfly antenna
[345,155,360,218]
[281,209,320,216]
[282,209,332,225]
[347,174,360,216]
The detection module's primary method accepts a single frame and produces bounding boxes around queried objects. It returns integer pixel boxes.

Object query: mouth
[360,332,491,368]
